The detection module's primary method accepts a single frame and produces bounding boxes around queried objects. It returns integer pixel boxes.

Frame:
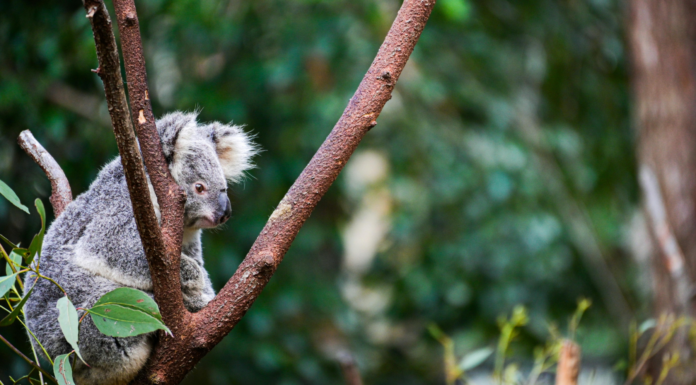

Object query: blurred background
[0,0,643,383]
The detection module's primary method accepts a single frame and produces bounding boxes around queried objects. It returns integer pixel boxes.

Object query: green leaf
[88,287,170,337]
[5,250,22,276]
[25,199,46,266]
[57,296,86,365]
[0,286,33,326]
[0,179,29,214]
[458,346,494,371]
[0,273,18,298]
[53,353,75,385]
[88,304,171,337]
[93,287,163,321]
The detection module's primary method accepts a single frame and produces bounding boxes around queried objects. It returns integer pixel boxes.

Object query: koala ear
[208,122,258,183]
[156,111,199,162]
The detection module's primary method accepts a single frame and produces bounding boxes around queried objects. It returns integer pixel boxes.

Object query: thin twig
[0,334,57,383]
[17,131,72,217]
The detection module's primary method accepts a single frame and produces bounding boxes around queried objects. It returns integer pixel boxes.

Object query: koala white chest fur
[23,112,257,385]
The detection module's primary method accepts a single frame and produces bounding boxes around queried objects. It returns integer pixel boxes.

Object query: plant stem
[0,334,57,383]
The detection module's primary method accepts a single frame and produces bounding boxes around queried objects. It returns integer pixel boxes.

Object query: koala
[23,112,257,385]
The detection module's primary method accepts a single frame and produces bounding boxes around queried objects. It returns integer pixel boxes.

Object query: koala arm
[180,229,215,312]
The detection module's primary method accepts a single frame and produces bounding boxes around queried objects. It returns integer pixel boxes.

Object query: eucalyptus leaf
[89,304,171,337]
[458,347,494,372]
[57,296,86,364]
[53,353,75,385]
[0,273,18,298]
[93,287,163,321]
[5,250,22,275]
[0,286,33,326]
[25,199,46,266]
[0,179,29,214]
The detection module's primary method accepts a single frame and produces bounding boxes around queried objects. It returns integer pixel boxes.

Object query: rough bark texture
[110,0,189,329]
[82,0,435,383]
[82,0,187,327]
[630,0,696,382]
[17,130,72,217]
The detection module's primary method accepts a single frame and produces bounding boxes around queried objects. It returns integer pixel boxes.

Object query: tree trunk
[630,0,696,382]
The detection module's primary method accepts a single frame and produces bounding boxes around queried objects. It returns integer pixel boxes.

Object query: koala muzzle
[217,193,232,225]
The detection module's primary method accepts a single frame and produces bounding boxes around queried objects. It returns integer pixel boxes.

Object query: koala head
[156,111,257,229]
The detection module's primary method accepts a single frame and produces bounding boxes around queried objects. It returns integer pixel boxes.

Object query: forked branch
[17,130,72,217]
[82,0,436,383]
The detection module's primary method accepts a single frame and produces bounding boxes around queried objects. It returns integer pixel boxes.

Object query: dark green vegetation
[0,0,637,383]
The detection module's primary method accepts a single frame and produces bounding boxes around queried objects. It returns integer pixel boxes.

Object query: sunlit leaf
[57,296,86,365]
[0,179,29,214]
[0,273,18,298]
[53,353,75,385]
[0,286,33,326]
[458,346,494,371]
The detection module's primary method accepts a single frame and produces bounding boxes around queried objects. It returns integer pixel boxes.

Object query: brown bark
[80,0,436,383]
[110,0,189,331]
[17,130,72,217]
[82,0,188,330]
[629,0,696,382]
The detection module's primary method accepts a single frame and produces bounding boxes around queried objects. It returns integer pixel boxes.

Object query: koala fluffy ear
[156,111,199,162]
[208,122,258,183]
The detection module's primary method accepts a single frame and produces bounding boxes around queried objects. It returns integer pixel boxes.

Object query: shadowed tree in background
[630,0,696,382]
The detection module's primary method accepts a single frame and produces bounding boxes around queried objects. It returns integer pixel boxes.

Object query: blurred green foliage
[0,0,638,383]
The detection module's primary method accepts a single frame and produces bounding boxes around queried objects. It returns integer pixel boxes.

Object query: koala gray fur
[23,112,257,385]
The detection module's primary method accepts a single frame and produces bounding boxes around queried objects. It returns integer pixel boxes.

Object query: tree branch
[193,0,436,343]
[83,0,435,383]
[110,0,188,327]
[83,0,188,332]
[17,130,72,217]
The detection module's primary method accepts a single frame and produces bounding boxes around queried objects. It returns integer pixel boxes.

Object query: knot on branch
[253,254,276,277]
[125,12,137,25]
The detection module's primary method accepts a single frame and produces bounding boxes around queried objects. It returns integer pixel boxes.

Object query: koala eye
[194,183,207,194]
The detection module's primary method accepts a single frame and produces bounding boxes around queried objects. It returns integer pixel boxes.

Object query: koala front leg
[180,252,215,312]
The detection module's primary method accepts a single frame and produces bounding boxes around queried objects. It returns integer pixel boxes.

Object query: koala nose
[218,193,232,225]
